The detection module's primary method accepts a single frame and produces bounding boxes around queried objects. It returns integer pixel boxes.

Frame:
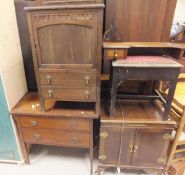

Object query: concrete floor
[0,145,160,175]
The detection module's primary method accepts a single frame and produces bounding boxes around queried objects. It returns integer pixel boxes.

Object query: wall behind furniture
[0,0,27,109]
[174,0,185,23]
[0,0,27,163]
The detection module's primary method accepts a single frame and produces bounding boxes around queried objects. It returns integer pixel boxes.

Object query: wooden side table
[109,56,182,118]
[11,93,98,175]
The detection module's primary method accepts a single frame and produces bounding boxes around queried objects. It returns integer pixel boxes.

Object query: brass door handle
[48,89,53,98]
[84,76,90,85]
[84,90,90,99]
[46,75,52,84]
[31,120,38,126]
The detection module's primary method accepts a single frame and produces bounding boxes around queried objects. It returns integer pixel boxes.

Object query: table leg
[164,79,178,120]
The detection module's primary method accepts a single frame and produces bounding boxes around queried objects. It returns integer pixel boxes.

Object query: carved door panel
[32,10,98,69]
[131,128,172,168]
[99,127,135,165]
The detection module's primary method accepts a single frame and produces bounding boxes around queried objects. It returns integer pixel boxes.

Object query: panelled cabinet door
[99,127,135,165]
[32,10,98,69]
[131,128,172,168]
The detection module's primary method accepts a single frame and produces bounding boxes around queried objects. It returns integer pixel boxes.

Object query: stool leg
[110,78,118,117]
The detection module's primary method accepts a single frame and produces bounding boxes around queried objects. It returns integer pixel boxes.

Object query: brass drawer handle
[31,120,38,126]
[84,76,90,85]
[33,134,40,140]
[71,122,78,129]
[71,137,79,144]
[48,89,53,98]
[46,75,52,84]
[84,90,90,99]
[114,50,118,59]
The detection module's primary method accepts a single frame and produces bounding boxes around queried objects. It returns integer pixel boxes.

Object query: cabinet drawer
[41,87,96,101]
[39,70,96,87]
[22,128,89,148]
[18,116,90,132]
[105,49,128,60]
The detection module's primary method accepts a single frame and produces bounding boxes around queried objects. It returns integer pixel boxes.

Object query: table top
[103,42,185,49]
[112,56,183,68]
[11,92,98,119]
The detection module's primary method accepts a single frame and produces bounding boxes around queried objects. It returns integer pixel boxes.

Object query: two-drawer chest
[25,4,104,114]
[11,93,98,175]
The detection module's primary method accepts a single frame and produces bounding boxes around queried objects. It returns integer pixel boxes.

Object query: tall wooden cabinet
[25,4,104,113]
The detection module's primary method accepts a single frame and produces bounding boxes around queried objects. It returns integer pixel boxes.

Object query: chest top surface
[11,93,97,118]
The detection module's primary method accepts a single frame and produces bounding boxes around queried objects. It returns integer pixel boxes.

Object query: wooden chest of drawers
[25,4,104,114]
[11,93,97,175]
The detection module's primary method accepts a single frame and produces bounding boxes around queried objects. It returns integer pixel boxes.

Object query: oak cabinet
[25,4,104,113]
[99,126,172,169]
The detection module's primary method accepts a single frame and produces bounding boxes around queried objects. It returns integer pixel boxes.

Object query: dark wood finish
[99,127,135,165]
[40,86,96,101]
[109,56,182,118]
[21,128,90,148]
[17,116,90,131]
[97,100,176,174]
[131,128,171,167]
[105,0,177,42]
[12,93,95,175]
[25,4,104,113]
[39,69,96,87]
[11,93,97,118]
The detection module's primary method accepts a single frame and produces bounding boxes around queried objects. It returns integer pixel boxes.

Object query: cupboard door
[99,127,135,165]
[32,10,98,69]
[131,128,172,168]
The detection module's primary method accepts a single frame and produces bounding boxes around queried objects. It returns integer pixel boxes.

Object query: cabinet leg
[90,147,93,175]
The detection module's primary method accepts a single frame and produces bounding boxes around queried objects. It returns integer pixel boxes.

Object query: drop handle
[31,120,38,126]
[46,75,52,84]
[71,137,79,144]
[48,89,53,98]
[33,134,40,140]
[84,90,90,99]
[71,122,78,129]
[84,76,90,85]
